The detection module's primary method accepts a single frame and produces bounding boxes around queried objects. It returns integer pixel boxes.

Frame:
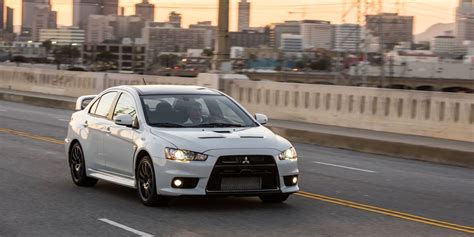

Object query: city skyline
[6,0,456,34]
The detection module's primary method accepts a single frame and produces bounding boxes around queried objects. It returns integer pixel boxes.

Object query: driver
[184,101,204,125]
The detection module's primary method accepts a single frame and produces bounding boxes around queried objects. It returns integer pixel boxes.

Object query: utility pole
[378,17,385,88]
[361,0,370,86]
[212,0,230,72]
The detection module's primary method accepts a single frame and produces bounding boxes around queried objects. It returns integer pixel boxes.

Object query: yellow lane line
[298,191,474,231]
[1,127,473,234]
[0,128,65,145]
[296,192,474,234]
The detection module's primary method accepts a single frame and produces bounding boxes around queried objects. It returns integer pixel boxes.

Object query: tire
[259,193,290,203]
[136,156,169,206]
[69,142,98,187]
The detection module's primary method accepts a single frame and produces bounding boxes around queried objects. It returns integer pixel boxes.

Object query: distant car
[65,85,299,206]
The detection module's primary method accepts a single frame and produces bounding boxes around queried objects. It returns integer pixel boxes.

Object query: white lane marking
[57,118,69,122]
[98,218,154,237]
[313,161,377,173]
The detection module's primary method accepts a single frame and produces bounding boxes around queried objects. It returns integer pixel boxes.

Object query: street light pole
[212,0,230,72]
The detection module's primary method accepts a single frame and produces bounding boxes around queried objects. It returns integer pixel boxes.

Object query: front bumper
[151,148,299,196]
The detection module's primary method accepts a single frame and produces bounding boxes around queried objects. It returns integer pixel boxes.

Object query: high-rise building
[189,21,216,48]
[238,0,250,32]
[143,23,206,53]
[6,7,14,33]
[86,15,115,43]
[101,0,119,15]
[21,0,45,38]
[334,23,361,52]
[431,35,463,56]
[40,27,85,45]
[73,0,101,30]
[270,21,300,48]
[169,11,182,28]
[31,3,57,41]
[455,0,474,43]
[300,20,333,50]
[229,29,270,48]
[86,15,145,43]
[110,15,146,40]
[365,13,414,50]
[73,0,118,30]
[135,0,155,22]
[0,0,4,30]
[280,34,303,52]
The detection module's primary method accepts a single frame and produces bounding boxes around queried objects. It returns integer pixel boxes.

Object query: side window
[94,92,118,118]
[113,93,137,120]
[89,98,100,114]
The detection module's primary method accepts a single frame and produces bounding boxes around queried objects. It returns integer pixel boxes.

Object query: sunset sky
[5,0,456,33]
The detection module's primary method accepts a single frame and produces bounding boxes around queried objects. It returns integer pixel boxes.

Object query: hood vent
[240,135,264,139]
[198,136,225,139]
[213,130,232,134]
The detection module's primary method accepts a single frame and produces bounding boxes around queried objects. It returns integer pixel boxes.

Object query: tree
[42,40,53,52]
[54,45,81,69]
[157,54,179,68]
[202,48,214,57]
[12,55,27,66]
[294,60,306,69]
[42,40,53,60]
[93,51,117,71]
[96,51,116,63]
[309,58,332,71]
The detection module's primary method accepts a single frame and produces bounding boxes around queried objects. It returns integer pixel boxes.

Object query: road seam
[98,218,154,237]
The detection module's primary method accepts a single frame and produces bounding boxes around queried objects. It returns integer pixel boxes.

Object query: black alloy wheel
[136,156,169,206]
[69,142,98,187]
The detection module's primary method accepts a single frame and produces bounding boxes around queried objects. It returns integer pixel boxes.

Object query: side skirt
[88,168,136,188]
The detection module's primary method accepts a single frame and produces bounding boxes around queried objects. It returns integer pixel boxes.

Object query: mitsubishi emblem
[242,156,250,164]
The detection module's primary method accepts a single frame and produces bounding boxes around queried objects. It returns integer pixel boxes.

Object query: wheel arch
[135,149,151,174]
[68,139,80,156]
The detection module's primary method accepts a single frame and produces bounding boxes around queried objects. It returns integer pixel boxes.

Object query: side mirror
[254,113,268,125]
[114,114,134,127]
[75,95,96,111]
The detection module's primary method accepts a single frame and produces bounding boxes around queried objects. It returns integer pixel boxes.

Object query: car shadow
[92,182,295,212]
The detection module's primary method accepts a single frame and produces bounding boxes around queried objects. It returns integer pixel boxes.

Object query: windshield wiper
[150,122,184,128]
[193,123,245,128]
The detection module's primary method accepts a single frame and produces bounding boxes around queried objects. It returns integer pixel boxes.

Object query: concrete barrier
[0,65,197,98]
[222,80,474,142]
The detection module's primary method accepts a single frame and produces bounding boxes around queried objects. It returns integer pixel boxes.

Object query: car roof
[112,85,221,95]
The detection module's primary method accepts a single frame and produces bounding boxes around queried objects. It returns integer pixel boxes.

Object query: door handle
[83,121,88,127]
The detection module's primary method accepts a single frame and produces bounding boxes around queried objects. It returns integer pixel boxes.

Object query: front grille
[206,155,279,192]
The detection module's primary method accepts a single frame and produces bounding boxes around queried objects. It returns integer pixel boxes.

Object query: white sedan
[65,85,299,206]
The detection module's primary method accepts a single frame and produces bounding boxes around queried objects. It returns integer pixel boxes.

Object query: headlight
[164,148,208,162]
[279,147,297,160]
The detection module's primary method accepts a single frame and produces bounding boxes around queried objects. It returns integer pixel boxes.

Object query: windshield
[141,94,257,128]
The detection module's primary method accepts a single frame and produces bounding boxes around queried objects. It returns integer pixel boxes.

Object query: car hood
[150,126,291,153]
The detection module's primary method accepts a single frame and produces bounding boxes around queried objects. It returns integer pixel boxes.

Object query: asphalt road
[1,101,473,237]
